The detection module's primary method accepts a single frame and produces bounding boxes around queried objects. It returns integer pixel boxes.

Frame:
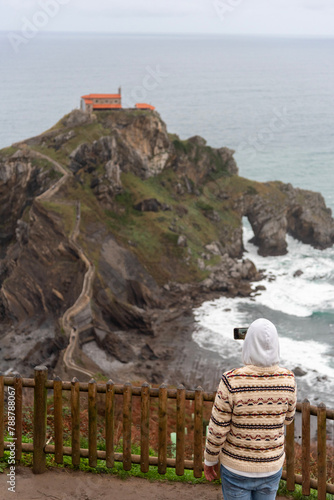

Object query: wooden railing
[0,366,333,499]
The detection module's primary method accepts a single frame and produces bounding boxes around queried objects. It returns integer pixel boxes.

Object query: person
[204,318,297,500]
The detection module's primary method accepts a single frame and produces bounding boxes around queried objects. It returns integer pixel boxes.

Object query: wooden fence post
[71,377,80,467]
[286,418,295,491]
[301,399,310,496]
[123,382,132,471]
[53,376,63,464]
[33,366,48,474]
[194,386,203,478]
[176,384,185,476]
[158,384,167,475]
[88,379,97,468]
[0,373,4,459]
[105,379,115,468]
[14,374,23,463]
[317,403,327,500]
[140,382,150,473]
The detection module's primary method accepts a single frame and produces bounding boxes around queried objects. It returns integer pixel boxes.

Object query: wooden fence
[0,366,334,499]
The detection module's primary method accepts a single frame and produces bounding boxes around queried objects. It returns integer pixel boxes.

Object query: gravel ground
[0,467,292,500]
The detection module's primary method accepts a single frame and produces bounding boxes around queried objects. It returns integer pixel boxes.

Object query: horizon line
[1,30,334,40]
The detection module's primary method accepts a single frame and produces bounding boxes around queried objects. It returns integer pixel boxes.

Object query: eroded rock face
[0,202,85,322]
[0,151,52,251]
[67,111,239,208]
[171,135,238,186]
[69,113,172,181]
[245,200,288,256]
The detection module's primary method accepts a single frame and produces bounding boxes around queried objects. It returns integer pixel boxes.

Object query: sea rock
[240,182,334,256]
[201,256,261,296]
[293,366,307,377]
[286,188,334,249]
[95,328,134,364]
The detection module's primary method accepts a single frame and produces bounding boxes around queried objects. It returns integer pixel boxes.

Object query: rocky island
[1,109,333,389]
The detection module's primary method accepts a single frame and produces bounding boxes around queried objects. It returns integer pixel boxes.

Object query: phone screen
[233,327,248,340]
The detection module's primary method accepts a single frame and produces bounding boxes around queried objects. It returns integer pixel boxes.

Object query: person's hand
[204,462,219,481]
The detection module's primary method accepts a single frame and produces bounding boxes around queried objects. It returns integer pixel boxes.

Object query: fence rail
[0,366,333,499]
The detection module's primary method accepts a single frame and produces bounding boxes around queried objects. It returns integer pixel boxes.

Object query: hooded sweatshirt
[242,318,280,367]
[204,318,296,474]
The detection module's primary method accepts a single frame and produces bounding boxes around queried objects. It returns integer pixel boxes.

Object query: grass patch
[30,145,70,167]
[30,120,111,167]
[0,448,207,484]
[277,480,334,500]
[29,156,63,180]
[0,145,18,159]
[39,201,76,236]
[172,138,193,155]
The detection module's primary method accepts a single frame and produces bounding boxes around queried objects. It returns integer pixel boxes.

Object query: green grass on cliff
[72,165,272,286]
[29,121,111,167]
[39,201,77,237]
[30,156,63,180]
[102,170,243,283]
[0,145,18,159]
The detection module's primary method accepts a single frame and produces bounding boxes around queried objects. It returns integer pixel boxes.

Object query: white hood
[242,318,280,367]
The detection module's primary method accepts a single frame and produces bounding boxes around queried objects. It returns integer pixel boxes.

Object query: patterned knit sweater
[204,364,297,473]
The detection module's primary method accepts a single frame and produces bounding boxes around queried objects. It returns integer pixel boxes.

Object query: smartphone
[233,327,248,340]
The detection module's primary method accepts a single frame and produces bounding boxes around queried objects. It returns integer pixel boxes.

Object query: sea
[0,32,334,407]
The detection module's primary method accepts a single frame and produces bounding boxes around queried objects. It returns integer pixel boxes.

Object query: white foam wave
[243,221,334,317]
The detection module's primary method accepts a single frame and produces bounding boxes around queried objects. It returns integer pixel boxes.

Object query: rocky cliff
[1,108,333,385]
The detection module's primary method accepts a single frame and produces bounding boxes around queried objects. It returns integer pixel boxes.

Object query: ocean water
[194,221,334,407]
[1,32,334,406]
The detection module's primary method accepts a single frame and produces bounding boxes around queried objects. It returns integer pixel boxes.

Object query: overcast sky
[1,0,334,37]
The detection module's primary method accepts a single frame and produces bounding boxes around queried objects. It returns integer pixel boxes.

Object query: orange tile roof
[92,103,122,109]
[136,103,155,110]
[82,94,121,100]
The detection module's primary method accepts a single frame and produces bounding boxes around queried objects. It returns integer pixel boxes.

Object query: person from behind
[204,318,297,500]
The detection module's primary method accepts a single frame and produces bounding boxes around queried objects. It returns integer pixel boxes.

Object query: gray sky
[2,0,334,37]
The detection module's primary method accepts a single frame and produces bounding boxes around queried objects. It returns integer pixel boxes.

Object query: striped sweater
[204,364,297,473]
